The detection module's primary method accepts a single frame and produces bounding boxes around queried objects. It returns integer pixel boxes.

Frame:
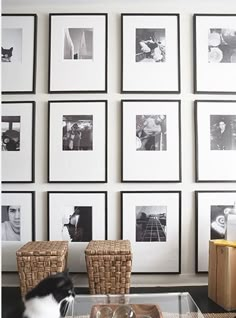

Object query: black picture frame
[121,99,182,182]
[121,191,181,274]
[1,101,35,183]
[121,13,181,93]
[195,190,236,273]
[195,100,236,182]
[194,14,236,94]
[1,191,35,272]
[48,13,108,93]
[48,191,107,273]
[2,14,37,94]
[48,100,108,183]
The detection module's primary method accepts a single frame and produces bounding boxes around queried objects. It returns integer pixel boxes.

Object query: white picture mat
[49,192,106,272]
[50,15,106,91]
[123,101,180,181]
[2,192,34,271]
[123,15,179,92]
[197,101,236,181]
[2,103,33,182]
[122,192,180,273]
[49,101,106,182]
[2,16,35,92]
[197,192,236,272]
[195,15,236,92]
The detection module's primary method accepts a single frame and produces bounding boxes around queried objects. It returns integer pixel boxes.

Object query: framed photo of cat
[121,191,181,273]
[1,14,37,94]
[48,191,107,272]
[1,191,35,272]
[195,190,236,273]
[49,13,108,93]
[122,100,181,182]
[48,100,107,183]
[1,101,35,183]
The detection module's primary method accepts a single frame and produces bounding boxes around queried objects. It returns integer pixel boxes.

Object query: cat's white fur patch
[23,294,61,318]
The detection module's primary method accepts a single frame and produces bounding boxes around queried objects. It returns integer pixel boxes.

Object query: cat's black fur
[6,271,75,318]
[1,47,13,62]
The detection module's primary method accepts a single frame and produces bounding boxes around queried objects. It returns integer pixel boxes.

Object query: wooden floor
[2,286,236,318]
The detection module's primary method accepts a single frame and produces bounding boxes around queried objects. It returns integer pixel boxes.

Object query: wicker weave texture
[85,240,132,294]
[16,241,68,296]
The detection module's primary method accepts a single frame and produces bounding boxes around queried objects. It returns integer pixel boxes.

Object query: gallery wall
[2,0,236,286]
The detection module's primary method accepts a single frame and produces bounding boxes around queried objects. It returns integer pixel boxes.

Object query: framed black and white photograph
[1,191,35,271]
[49,13,107,93]
[121,191,181,273]
[195,191,236,273]
[48,191,107,272]
[194,14,236,94]
[121,14,180,93]
[122,100,181,182]
[195,100,236,182]
[2,101,35,183]
[2,14,37,94]
[48,100,107,183]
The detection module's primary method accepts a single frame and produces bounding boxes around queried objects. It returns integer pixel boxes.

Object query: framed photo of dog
[48,191,107,272]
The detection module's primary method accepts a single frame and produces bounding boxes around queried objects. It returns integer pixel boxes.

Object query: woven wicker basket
[85,240,132,294]
[16,241,68,297]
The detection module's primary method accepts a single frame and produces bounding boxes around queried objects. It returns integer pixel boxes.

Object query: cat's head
[25,271,75,305]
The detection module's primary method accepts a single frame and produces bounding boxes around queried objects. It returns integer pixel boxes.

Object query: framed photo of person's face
[49,13,107,93]
[2,14,37,94]
[122,100,181,182]
[195,100,236,182]
[194,14,236,94]
[121,14,180,93]
[48,100,107,183]
[195,191,236,273]
[48,191,107,272]
[121,191,181,273]
[1,191,35,271]
[1,101,35,183]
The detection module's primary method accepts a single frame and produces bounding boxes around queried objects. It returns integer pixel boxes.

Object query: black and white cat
[1,47,13,62]
[7,271,75,318]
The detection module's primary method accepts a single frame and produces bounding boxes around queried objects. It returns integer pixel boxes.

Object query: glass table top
[65,292,204,318]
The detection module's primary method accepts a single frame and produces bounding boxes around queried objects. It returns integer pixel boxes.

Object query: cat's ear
[10,47,13,52]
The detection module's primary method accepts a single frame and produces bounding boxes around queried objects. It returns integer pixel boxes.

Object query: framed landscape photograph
[121,14,180,93]
[48,191,107,272]
[121,191,181,273]
[194,14,236,94]
[2,101,35,183]
[2,14,37,94]
[195,100,236,182]
[48,100,107,183]
[196,190,236,273]
[1,191,35,271]
[49,13,107,93]
[122,100,181,182]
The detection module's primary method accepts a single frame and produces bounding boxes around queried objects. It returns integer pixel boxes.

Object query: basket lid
[16,241,68,256]
[85,240,132,255]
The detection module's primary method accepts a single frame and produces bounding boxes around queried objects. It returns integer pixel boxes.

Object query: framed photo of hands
[194,14,236,94]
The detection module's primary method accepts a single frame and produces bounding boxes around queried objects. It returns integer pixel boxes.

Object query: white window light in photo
[2,14,37,94]
[196,191,236,273]
[194,14,236,94]
[121,191,181,273]
[122,100,181,182]
[48,191,107,272]
[49,13,107,93]
[122,14,180,93]
[195,100,236,182]
[1,191,35,271]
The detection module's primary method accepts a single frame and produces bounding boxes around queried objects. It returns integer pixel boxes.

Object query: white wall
[2,0,236,287]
